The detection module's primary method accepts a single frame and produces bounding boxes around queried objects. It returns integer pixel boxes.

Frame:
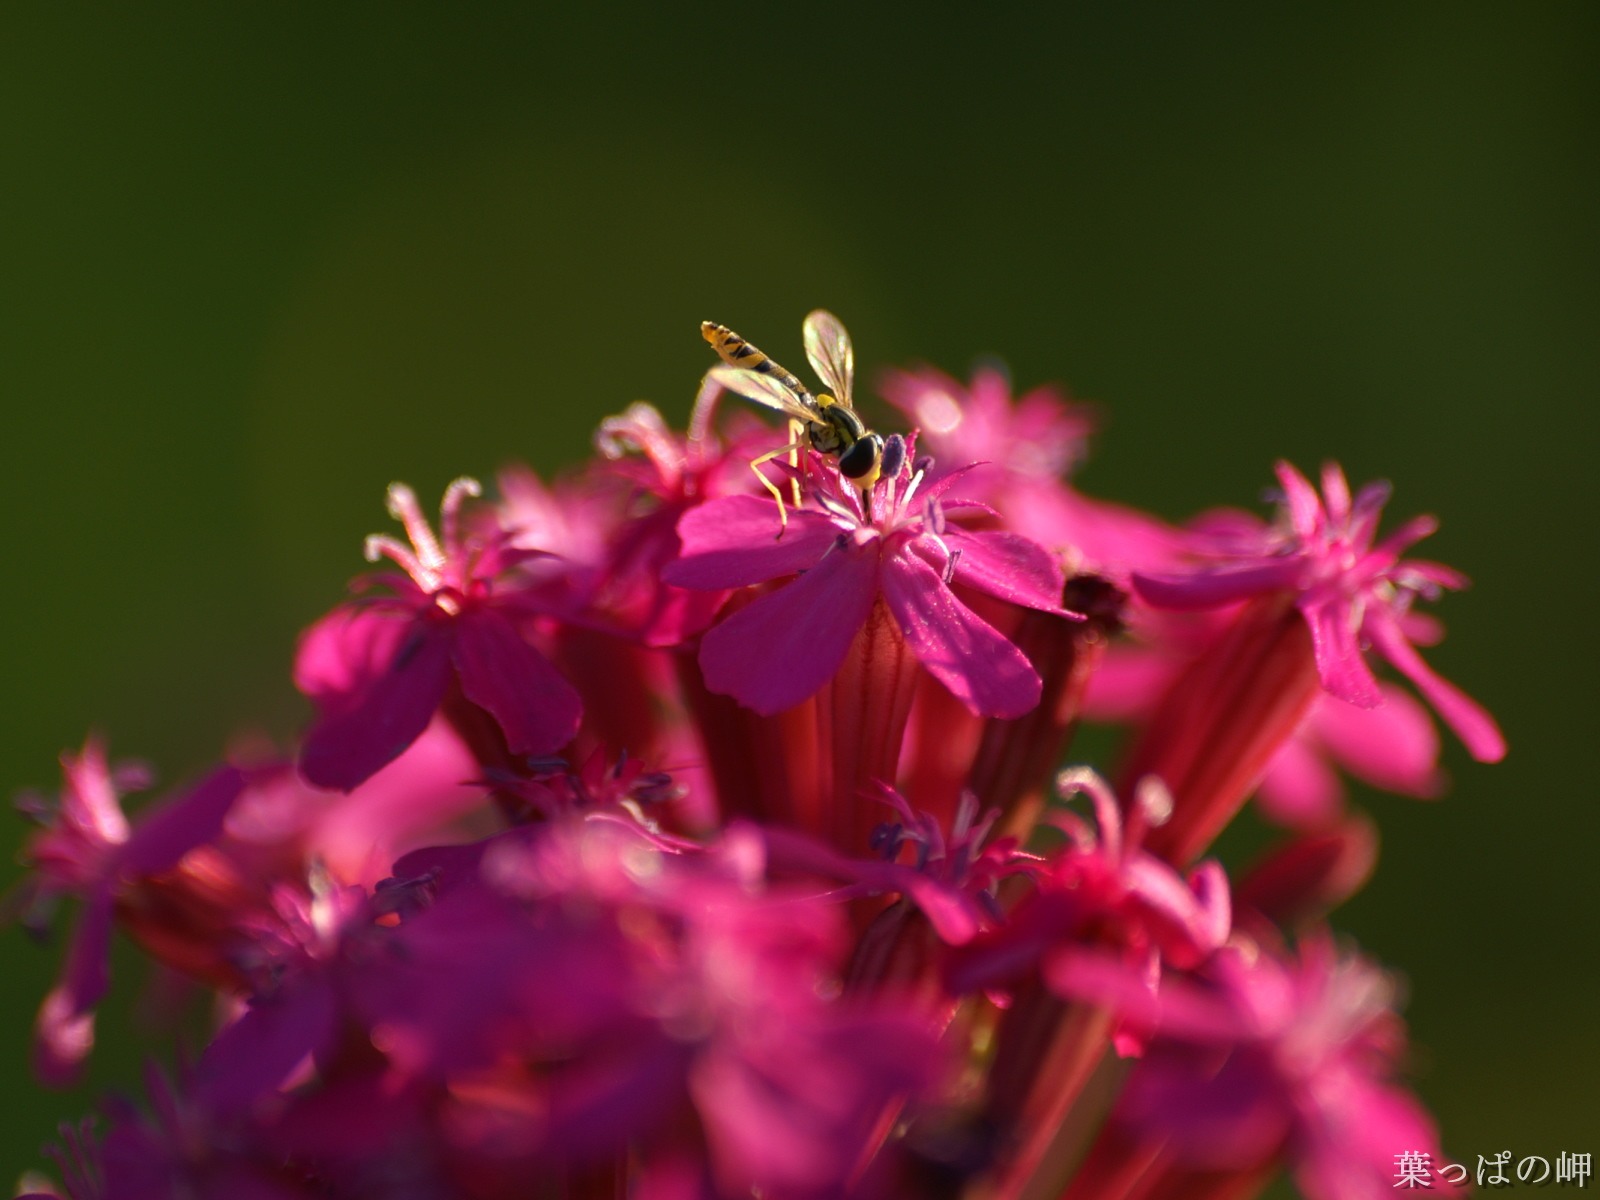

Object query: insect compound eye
[879,433,908,480]
[838,433,885,480]
[827,404,867,441]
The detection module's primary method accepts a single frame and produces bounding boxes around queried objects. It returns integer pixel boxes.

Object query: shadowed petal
[698,546,878,714]
[120,766,246,875]
[298,609,456,792]
[194,978,340,1115]
[454,608,582,756]
[881,554,1040,719]
[664,497,841,589]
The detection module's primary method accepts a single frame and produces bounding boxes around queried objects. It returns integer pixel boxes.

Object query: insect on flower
[702,309,892,530]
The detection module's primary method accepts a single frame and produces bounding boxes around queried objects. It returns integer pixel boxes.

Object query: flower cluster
[10,313,1502,1200]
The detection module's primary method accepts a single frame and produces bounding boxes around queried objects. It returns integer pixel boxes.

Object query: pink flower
[664,452,1071,718]
[880,364,1185,580]
[12,740,243,1085]
[763,786,1041,949]
[950,769,1232,1007]
[880,365,1095,486]
[1085,934,1442,1200]
[1133,461,1505,763]
[295,478,581,791]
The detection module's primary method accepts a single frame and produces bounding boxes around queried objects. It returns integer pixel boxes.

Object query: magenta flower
[950,769,1231,1005]
[664,453,1072,718]
[763,786,1041,949]
[880,364,1185,580]
[880,364,1095,486]
[295,478,581,790]
[13,316,1503,1200]
[1133,460,1505,763]
[1076,934,1442,1200]
[12,740,243,1085]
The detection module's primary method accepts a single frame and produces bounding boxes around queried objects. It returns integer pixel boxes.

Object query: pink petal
[898,874,981,945]
[1313,684,1443,797]
[881,553,1041,719]
[32,886,116,1085]
[1364,610,1506,762]
[1132,561,1303,610]
[119,766,246,875]
[1041,945,1161,1026]
[1274,460,1324,541]
[1292,1079,1440,1200]
[1082,646,1180,722]
[33,984,96,1087]
[1319,462,1351,524]
[918,461,984,502]
[1235,815,1379,927]
[1256,734,1347,829]
[1301,598,1381,708]
[1367,515,1439,571]
[664,496,841,589]
[298,608,456,792]
[295,602,410,697]
[195,978,340,1114]
[1121,857,1230,968]
[944,527,1067,613]
[453,607,582,757]
[698,546,878,714]
[60,889,116,1012]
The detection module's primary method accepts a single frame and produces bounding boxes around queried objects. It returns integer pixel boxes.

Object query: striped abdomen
[700,321,814,403]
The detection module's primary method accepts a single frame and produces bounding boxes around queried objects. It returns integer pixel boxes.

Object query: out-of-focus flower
[1068,933,1441,1200]
[951,769,1231,1007]
[880,364,1184,580]
[11,740,243,1085]
[296,478,581,791]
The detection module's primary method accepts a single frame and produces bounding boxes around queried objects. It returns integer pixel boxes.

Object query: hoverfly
[701,310,887,529]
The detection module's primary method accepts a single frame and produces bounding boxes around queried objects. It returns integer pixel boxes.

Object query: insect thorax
[813,399,865,456]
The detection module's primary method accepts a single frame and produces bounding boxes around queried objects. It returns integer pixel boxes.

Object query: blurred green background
[2,2,1594,1188]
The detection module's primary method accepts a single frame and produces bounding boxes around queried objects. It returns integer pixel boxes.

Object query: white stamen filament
[439,476,483,562]
[385,483,446,577]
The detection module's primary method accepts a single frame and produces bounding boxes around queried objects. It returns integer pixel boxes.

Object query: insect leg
[785,418,805,512]
[750,435,810,537]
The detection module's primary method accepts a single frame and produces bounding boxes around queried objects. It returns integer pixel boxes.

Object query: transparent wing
[803,309,855,407]
[707,365,819,425]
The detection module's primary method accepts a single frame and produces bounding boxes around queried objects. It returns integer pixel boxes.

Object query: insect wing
[803,309,855,407]
[707,365,818,424]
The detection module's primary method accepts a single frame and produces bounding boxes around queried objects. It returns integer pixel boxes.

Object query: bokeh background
[2,3,1595,1188]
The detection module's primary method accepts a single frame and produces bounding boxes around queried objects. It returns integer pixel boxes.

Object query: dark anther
[880,433,908,479]
[943,548,963,585]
